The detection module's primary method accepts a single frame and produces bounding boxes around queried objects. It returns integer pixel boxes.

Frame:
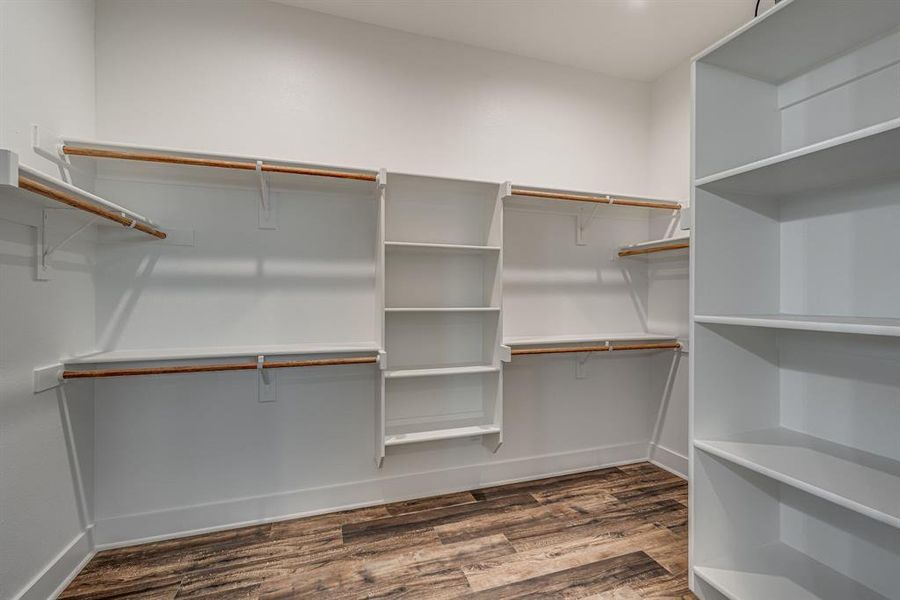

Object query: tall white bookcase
[375,173,505,465]
[691,1,900,599]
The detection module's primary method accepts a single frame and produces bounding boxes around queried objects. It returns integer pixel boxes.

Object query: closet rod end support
[34,363,64,393]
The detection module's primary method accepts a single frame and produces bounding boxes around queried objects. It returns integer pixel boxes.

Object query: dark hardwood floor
[61,462,693,599]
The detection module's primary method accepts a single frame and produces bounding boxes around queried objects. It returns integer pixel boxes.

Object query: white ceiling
[276,0,759,82]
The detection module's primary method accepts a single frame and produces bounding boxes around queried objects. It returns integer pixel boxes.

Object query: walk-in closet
[1,1,896,599]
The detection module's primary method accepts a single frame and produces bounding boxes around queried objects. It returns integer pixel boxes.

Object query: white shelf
[618,233,689,257]
[694,542,889,600]
[694,314,900,338]
[696,0,900,84]
[60,137,379,194]
[65,342,380,365]
[384,363,499,379]
[385,241,500,254]
[0,154,159,230]
[385,307,500,313]
[503,332,676,347]
[695,427,900,530]
[384,424,500,447]
[695,117,900,197]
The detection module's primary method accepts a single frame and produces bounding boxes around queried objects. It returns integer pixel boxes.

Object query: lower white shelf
[384,424,500,447]
[384,363,499,379]
[694,542,889,600]
[694,427,900,530]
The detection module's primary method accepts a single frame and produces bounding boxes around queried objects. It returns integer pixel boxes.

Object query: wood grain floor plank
[472,467,626,502]
[463,524,678,592]
[509,500,687,553]
[341,493,538,543]
[466,551,669,599]
[384,491,480,516]
[258,534,513,599]
[434,502,579,545]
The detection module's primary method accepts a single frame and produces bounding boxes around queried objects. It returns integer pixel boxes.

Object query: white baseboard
[649,443,688,479]
[14,530,94,600]
[93,441,649,549]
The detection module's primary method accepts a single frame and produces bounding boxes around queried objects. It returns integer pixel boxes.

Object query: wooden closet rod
[511,341,680,356]
[510,188,681,211]
[618,242,690,257]
[62,355,377,379]
[18,177,167,240]
[61,146,378,182]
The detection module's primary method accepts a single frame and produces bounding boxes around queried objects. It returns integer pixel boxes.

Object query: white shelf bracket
[257,354,276,402]
[37,209,98,281]
[376,350,388,370]
[256,161,277,230]
[680,206,692,230]
[501,180,512,199]
[575,351,592,379]
[31,125,76,182]
[499,344,511,363]
[376,168,387,190]
[34,363,64,393]
[576,198,605,245]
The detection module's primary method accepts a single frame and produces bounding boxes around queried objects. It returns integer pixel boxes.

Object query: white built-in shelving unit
[20,133,688,467]
[377,173,505,464]
[691,1,900,598]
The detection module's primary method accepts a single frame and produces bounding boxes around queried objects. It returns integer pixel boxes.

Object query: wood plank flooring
[61,462,693,599]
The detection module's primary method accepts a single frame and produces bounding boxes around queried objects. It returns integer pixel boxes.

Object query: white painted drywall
[94,0,651,196]
[0,3,97,598]
[646,61,691,474]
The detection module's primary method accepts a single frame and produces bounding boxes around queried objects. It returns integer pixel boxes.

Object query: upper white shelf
[60,137,380,194]
[385,307,500,313]
[695,427,900,530]
[384,241,500,254]
[696,0,900,84]
[505,184,682,214]
[503,332,676,347]
[695,117,900,197]
[694,314,900,338]
[618,233,689,258]
[694,542,890,600]
[65,342,380,366]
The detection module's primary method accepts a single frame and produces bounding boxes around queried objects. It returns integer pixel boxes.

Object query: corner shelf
[695,117,900,197]
[384,424,501,447]
[617,233,690,258]
[694,543,890,600]
[695,427,900,530]
[384,363,499,379]
[694,314,900,338]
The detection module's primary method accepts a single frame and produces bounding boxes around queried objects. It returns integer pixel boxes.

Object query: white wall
[94,0,651,195]
[0,2,97,598]
[646,60,692,475]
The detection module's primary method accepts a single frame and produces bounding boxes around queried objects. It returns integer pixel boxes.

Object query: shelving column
[376,174,506,464]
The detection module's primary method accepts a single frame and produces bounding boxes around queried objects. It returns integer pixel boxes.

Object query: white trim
[13,531,94,600]
[93,441,649,549]
[649,443,689,479]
